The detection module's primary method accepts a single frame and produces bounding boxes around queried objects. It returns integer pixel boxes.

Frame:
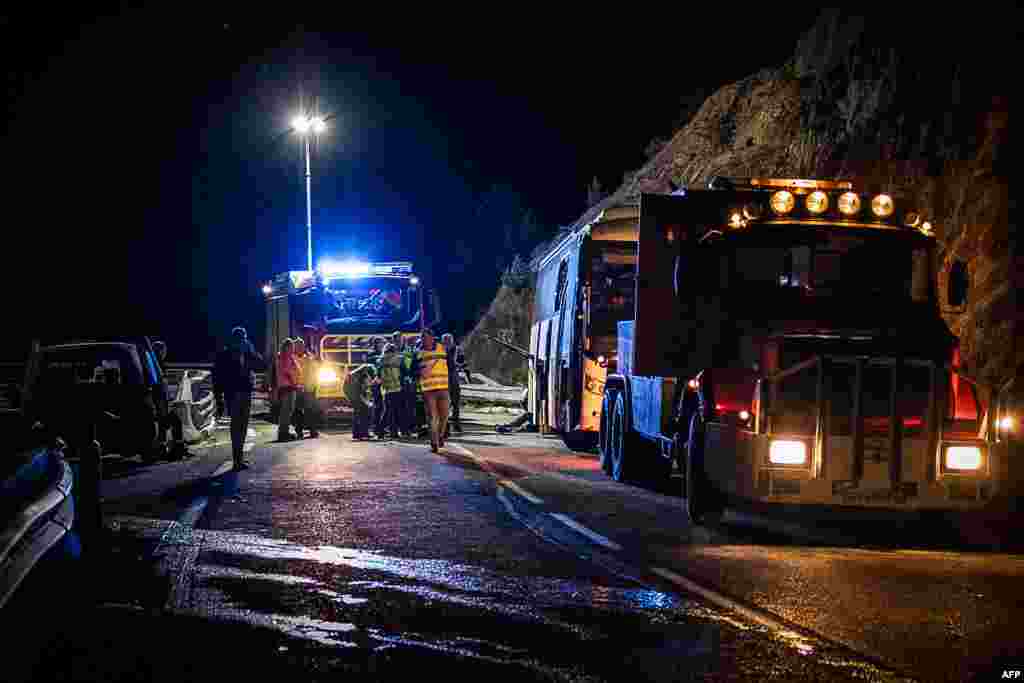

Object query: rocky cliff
[468,9,1016,392]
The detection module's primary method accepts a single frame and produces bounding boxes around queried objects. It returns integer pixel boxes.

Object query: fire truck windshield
[323,277,417,324]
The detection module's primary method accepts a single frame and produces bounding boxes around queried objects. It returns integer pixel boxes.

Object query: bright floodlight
[769,439,807,465]
[291,115,311,134]
[312,117,327,134]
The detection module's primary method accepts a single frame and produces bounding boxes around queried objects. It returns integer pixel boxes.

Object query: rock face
[462,280,535,387]
[471,9,1016,393]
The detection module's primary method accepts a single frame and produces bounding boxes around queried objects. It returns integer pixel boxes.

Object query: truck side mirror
[948,260,969,308]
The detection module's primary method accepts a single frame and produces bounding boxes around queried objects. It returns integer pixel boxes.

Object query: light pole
[290,114,327,272]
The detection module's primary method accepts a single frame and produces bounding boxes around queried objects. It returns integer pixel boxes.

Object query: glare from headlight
[769,439,807,465]
[998,416,1015,432]
[838,192,861,215]
[739,410,751,422]
[945,445,982,471]
[317,367,340,384]
[871,194,894,218]
[805,191,829,215]
[770,191,795,215]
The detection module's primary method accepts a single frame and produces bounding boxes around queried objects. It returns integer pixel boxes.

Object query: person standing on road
[441,333,469,436]
[291,339,320,439]
[369,338,387,439]
[275,338,301,442]
[152,340,193,460]
[377,343,404,438]
[213,327,264,470]
[394,332,417,437]
[415,328,449,453]
[344,363,376,440]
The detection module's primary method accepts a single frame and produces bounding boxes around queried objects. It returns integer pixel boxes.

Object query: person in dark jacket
[441,333,469,436]
[213,327,264,470]
[369,337,387,439]
[392,331,416,437]
[344,363,376,440]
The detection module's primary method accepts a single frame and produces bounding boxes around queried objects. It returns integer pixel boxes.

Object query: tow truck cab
[533,177,1018,520]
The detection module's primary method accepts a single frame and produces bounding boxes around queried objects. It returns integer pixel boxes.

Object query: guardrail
[0,446,76,610]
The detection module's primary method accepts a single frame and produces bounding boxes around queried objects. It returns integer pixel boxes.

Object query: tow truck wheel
[610,393,632,483]
[684,414,723,526]
[598,391,615,475]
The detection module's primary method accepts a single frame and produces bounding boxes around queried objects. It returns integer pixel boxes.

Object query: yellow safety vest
[417,343,449,393]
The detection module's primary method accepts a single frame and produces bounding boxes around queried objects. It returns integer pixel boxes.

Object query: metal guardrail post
[75,433,103,558]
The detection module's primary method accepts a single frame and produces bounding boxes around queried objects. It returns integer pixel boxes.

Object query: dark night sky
[2,7,814,361]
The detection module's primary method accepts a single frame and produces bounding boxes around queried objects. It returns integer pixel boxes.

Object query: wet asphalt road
[10,413,1022,681]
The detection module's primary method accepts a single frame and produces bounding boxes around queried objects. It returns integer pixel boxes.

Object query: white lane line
[177,496,209,528]
[548,513,623,551]
[446,442,474,458]
[650,566,816,654]
[498,479,544,505]
[211,461,233,477]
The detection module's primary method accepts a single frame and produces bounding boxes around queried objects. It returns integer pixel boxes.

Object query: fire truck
[530,177,1018,523]
[262,261,441,414]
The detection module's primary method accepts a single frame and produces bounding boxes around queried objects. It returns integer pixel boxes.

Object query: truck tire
[611,393,632,483]
[685,413,724,525]
[598,391,616,475]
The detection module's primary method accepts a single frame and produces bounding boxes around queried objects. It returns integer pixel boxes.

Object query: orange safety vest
[417,343,449,393]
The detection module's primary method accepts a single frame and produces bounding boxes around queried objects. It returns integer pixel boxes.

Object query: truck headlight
[769,439,807,465]
[944,445,982,471]
[318,367,340,384]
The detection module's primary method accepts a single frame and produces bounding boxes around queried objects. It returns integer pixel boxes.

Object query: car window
[40,357,124,386]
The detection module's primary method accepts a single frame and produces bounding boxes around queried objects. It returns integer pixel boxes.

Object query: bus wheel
[611,393,632,483]
[598,391,615,475]
[685,414,723,525]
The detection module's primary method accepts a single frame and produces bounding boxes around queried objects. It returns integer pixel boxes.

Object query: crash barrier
[164,364,270,417]
[162,367,216,443]
[0,445,77,609]
[460,373,527,407]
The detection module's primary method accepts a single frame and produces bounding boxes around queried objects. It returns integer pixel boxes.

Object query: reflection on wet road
[116,431,915,681]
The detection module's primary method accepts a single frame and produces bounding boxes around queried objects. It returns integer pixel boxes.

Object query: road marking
[650,566,817,654]
[498,479,543,504]
[211,460,234,477]
[446,442,474,458]
[548,513,623,551]
[177,496,209,528]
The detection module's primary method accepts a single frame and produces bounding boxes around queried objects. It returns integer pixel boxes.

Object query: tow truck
[530,177,1019,523]
[262,261,441,415]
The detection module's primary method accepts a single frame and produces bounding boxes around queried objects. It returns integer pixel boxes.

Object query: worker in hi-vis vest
[415,328,449,452]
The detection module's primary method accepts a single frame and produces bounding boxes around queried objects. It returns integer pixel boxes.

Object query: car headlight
[998,415,1015,433]
[317,367,340,384]
[944,445,982,471]
[769,439,807,465]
